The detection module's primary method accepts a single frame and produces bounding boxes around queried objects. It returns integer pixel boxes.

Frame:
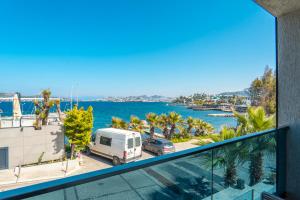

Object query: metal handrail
[0,126,289,200]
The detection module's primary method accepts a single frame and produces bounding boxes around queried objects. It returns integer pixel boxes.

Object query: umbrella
[13,93,22,119]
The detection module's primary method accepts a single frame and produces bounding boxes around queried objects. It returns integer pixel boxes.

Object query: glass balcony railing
[0,127,288,200]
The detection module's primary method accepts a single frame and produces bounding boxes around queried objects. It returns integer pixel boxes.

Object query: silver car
[142,138,175,155]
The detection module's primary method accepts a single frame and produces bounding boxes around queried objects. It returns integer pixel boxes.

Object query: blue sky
[0,0,275,97]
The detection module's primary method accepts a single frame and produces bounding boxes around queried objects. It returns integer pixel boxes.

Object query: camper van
[87,128,142,165]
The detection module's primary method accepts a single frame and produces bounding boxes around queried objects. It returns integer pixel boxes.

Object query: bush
[171,137,191,143]
[195,140,212,146]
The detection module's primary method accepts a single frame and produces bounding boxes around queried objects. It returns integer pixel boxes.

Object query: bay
[0,101,237,131]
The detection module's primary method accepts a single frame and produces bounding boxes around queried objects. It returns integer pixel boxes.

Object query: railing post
[276,127,287,197]
[211,149,214,200]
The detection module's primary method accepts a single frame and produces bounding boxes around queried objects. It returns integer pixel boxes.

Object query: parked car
[87,128,142,165]
[141,133,150,142]
[142,138,175,155]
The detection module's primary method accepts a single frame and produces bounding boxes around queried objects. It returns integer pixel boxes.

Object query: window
[91,135,96,142]
[100,136,112,146]
[150,139,156,144]
[128,138,134,148]
[135,137,141,147]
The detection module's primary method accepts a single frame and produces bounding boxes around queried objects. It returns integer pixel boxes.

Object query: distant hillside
[96,95,174,102]
[0,93,40,98]
[218,89,250,97]
[0,93,14,97]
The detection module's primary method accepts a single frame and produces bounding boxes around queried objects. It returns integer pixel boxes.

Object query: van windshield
[127,138,134,149]
[135,137,141,147]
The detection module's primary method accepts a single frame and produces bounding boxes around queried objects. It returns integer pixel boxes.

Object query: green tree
[129,116,144,133]
[194,119,214,136]
[64,105,93,159]
[157,114,169,138]
[168,112,183,139]
[186,117,195,135]
[235,106,275,185]
[177,125,190,139]
[34,89,55,129]
[235,106,275,135]
[249,66,276,115]
[213,126,246,187]
[146,113,158,138]
[111,117,128,129]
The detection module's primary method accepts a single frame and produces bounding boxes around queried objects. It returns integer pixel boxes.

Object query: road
[0,141,197,192]
[0,151,155,192]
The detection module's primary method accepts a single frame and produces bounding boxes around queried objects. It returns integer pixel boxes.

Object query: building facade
[0,125,65,169]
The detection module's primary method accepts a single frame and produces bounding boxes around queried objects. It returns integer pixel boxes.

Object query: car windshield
[163,142,173,146]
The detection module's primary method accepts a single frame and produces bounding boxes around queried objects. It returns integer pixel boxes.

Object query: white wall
[0,125,65,168]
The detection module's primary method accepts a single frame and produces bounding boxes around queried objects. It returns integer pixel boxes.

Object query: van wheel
[112,156,121,166]
[86,147,91,155]
[157,151,163,156]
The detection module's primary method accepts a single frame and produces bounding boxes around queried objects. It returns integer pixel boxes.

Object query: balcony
[0,127,288,200]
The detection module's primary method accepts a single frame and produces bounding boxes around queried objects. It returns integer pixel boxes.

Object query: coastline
[0,101,237,131]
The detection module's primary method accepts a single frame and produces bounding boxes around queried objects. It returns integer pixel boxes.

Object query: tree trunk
[42,109,49,125]
[225,162,237,187]
[187,127,192,136]
[169,125,176,139]
[150,126,155,139]
[70,144,75,160]
[163,127,169,139]
[194,129,200,136]
[35,115,42,130]
[249,152,263,186]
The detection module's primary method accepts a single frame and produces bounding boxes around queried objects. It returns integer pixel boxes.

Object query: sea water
[0,101,236,131]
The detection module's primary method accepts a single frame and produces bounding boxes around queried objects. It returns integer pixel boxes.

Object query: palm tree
[194,119,214,136]
[157,114,169,138]
[194,119,203,136]
[146,113,158,138]
[177,125,189,139]
[235,106,275,135]
[186,116,195,135]
[168,112,183,139]
[203,122,214,135]
[235,106,275,186]
[111,117,128,129]
[129,116,144,133]
[220,126,236,141]
[34,89,55,129]
[213,126,246,187]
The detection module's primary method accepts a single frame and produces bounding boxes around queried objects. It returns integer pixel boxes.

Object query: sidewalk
[0,142,198,192]
[0,159,80,191]
[174,139,199,151]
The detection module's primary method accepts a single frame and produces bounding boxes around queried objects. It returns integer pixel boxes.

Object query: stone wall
[0,125,65,169]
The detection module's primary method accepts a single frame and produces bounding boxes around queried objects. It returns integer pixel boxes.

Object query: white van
[87,128,142,165]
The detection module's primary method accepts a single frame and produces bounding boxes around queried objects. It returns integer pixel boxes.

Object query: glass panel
[212,131,276,200]
[128,138,134,148]
[233,189,253,200]
[135,137,141,147]
[10,131,279,200]
[25,151,213,200]
[100,136,112,146]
